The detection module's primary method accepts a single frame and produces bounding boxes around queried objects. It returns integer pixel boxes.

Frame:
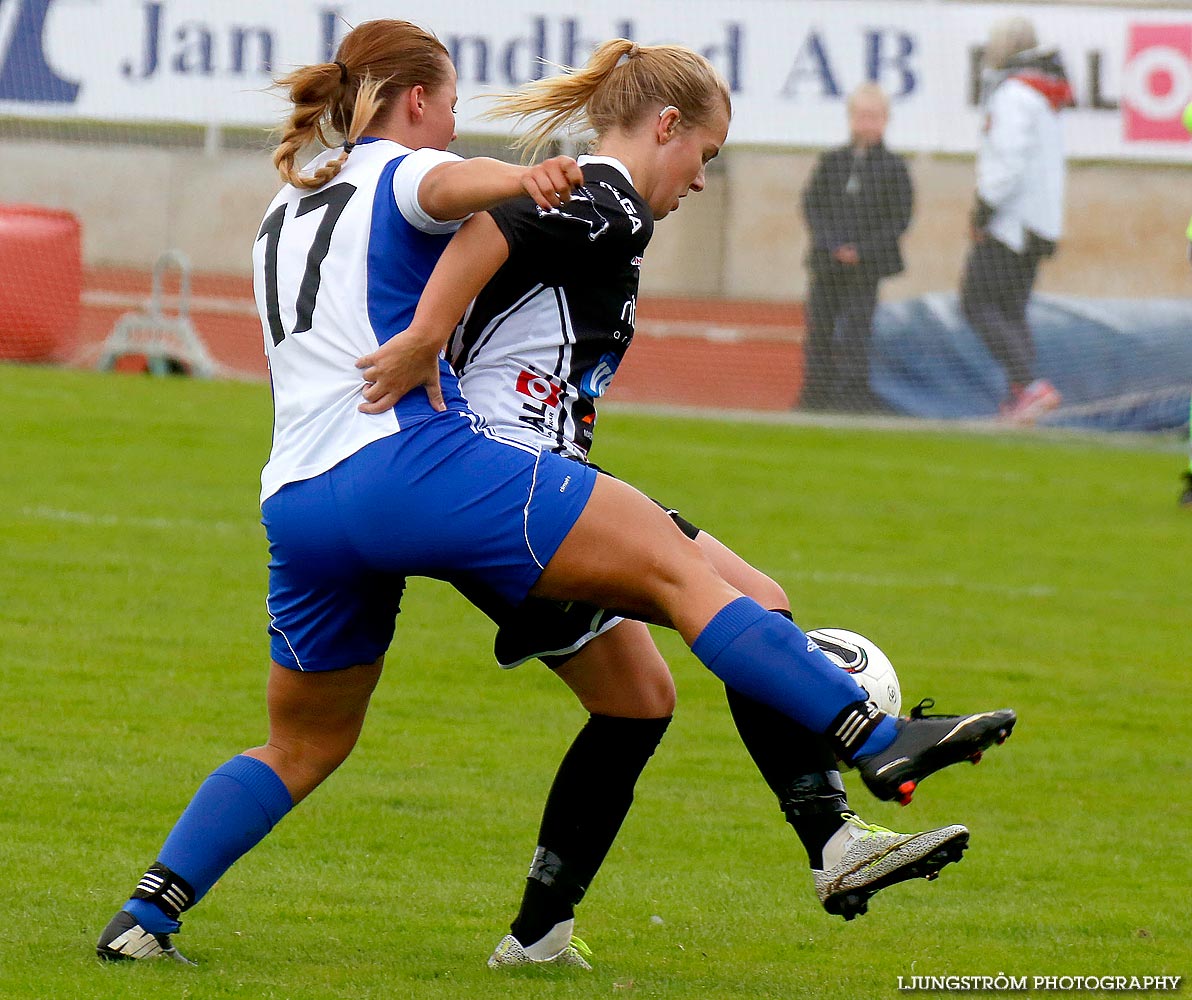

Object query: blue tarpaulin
[871,293,1192,431]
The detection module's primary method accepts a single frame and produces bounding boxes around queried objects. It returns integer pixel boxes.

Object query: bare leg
[98,657,386,957]
[531,475,739,640]
[694,529,789,613]
[244,658,385,804]
[554,620,675,719]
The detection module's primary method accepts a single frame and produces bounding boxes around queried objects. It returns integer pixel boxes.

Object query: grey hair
[847,82,890,114]
[984,16,1038,70]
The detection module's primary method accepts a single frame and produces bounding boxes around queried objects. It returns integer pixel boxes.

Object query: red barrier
[0,204,82,361]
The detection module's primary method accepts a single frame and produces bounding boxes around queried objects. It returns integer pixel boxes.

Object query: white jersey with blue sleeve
[253,139,466,503]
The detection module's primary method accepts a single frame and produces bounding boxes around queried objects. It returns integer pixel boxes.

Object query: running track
[61,267,808,411]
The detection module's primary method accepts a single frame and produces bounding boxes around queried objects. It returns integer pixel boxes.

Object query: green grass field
[1,364,1188,999]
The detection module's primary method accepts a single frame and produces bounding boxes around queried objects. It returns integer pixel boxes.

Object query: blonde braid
[269,19,450,189]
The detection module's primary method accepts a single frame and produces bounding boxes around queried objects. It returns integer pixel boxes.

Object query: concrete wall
[1,137,1188,302]
[706,150,1192,303]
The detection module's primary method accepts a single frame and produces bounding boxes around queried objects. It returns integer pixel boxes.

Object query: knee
[747,573,789,614]
[640,666,677,718]
[583,663,676,719]
[565,635,677,719]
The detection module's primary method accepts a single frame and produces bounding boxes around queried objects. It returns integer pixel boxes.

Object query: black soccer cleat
[855,699,1016,805]
[1179,471,1192,508]
[814,813,970,920]
[96,910,193,964]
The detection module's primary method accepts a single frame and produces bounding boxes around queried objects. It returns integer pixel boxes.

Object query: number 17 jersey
[253,138,467,503]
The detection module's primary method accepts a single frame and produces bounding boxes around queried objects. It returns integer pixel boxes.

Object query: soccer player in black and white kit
[358,40,1014,969]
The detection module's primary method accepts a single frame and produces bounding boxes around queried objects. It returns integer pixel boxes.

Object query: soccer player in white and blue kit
[97,19,1015,966]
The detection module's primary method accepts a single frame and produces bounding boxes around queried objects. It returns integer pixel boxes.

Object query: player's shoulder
[577,158,647,205]
[577,158,632,188]
[395,144,465,171]
[575,157,653,235]
[494,156,651,250]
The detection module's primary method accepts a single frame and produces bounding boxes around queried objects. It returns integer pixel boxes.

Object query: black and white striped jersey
[447,156,653,460]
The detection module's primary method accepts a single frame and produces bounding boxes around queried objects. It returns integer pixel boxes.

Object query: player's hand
[356,329,446,414]
[521,155,584,212]
[832,244,860,266]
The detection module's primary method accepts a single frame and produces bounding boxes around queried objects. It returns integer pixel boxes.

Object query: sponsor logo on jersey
[541,187,611,241]
[600,181,643,235]
[516,368,563,408]
[580,353,620,398]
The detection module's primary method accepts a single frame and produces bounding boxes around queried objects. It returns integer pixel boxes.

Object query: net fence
[0,0,1189,433]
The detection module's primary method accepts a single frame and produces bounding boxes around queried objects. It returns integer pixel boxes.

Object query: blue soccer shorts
[261,413,598,672]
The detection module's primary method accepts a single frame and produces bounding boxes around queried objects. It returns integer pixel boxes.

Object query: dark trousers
[960,236,1042,389]
[801,265,881,411]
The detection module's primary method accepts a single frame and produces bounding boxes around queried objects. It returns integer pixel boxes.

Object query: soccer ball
[808,627,902,717]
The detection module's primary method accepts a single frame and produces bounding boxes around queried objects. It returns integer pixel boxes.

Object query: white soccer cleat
[813,812,970,920]
[487,932,593,970]
[96,910,194,964]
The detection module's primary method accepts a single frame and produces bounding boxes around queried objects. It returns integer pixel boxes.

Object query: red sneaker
[1000,378,1062,425]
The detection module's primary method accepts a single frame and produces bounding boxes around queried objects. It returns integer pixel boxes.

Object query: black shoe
[855,699,1016,805]
[1179,471,1192,508]
[96,910,193,964]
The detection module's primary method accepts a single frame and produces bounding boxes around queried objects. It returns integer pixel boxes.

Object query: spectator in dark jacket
[800,84,912,412]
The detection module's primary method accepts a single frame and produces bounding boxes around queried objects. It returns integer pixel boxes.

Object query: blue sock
[692,598,897,754]
[126,755,293,933]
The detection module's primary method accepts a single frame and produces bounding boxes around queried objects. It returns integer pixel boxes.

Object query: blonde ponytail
[484,39,730,162]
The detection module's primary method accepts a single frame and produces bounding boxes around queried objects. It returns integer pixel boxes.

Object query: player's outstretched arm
[419,155,583,221]
[357,213,511,413]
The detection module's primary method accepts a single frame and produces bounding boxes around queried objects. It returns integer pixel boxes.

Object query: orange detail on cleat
[897,780,916,805]
[970,751,984,764]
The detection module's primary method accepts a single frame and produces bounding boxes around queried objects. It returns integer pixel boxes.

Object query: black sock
[778,771,850,869]
[511,872,572,949]
[724,684,848,869]
[510,713,671,947]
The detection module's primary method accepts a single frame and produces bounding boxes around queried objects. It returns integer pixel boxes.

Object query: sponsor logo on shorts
[559,475,571,493]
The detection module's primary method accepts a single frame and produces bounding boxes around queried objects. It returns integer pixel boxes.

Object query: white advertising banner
[1,0,1191,162]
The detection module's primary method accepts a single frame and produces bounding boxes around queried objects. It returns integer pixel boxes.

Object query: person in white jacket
[960,17,1072,423]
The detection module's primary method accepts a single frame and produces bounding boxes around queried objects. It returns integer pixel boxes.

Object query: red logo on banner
[1123,24,1192,141]
[515,369,561,407]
